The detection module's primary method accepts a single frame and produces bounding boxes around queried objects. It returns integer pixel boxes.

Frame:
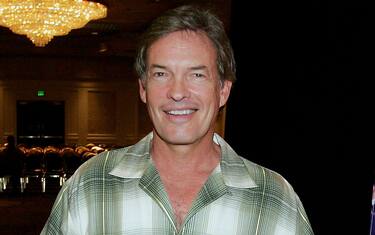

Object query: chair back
[61,147,81,175]
[44,146,63,172]
[25,147,44,172]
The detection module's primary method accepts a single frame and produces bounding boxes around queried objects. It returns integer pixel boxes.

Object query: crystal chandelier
[0,0,107,47]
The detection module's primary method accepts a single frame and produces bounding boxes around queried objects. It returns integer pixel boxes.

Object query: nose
[167,78,190,102]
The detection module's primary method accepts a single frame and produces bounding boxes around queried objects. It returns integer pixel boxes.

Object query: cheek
[205,85,222,104]
[191,81,217,95]
[195,90,221,112]
[145,86,166,106]
[152,85,166,94]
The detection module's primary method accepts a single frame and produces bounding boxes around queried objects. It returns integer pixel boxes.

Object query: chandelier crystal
[0,0,107,47]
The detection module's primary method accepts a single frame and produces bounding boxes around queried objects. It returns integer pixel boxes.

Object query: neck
[151,133,221,173]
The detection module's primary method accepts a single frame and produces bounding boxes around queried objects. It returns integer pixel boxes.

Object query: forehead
[147,30,217,67]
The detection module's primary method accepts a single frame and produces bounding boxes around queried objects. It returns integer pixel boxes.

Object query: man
[41,5,314,234]
[0,135,24,193]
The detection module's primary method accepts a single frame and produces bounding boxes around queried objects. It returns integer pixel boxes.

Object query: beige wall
[0,79,226,146]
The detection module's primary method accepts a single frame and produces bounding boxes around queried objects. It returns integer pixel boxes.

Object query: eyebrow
[189,65,207,71]
[149,64,167,69]
[149,64,208,71]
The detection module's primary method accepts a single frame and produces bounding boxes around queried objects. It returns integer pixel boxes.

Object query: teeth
[167,109,195,115]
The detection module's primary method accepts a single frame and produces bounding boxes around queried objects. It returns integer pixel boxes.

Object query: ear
[138,79,147,104]
[219,80,232,108]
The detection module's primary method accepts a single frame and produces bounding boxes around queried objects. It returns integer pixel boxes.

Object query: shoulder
[72,147,131,179]
[240,157,300,205]
[64,139,150,190]
[240,157,313,233]
[51,147,134,211]
[217,134,299,201]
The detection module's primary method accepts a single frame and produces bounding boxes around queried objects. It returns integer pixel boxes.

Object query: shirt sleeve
[40,180,79,235]
[295,194,314,235]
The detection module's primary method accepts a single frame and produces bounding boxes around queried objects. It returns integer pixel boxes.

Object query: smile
[166,109,197,115]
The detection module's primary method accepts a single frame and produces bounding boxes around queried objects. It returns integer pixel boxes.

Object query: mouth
[165,109,197,116]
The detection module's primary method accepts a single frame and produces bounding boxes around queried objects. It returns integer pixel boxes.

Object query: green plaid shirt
[41,133,314,235]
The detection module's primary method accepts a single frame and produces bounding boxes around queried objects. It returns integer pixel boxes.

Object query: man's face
[139,30,232,146]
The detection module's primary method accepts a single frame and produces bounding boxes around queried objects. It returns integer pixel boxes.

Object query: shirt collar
[108,133,152,178]
[109,132,257,189]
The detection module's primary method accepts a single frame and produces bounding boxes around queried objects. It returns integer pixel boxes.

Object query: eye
[153,72,166,77]
[192,73,206,79]
[150,71,169,81]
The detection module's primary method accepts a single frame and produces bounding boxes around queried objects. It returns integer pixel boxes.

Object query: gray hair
[134,5,236,83]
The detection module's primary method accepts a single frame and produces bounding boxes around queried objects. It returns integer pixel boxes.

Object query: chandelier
[0,0,107,47]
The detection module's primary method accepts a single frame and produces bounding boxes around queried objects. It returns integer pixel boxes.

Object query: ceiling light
[0,0,107,47]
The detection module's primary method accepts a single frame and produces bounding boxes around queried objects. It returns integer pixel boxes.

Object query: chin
[164,134,196,145]
[156,126,212,146]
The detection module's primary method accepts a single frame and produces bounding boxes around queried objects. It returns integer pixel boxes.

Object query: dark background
[226,2,372,235]
[17,101,65,146]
